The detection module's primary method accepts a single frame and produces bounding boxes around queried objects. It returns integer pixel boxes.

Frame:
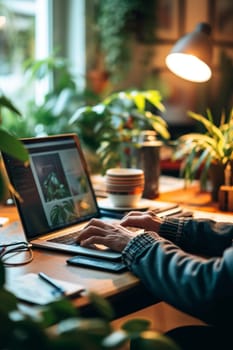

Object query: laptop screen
[2,134,100,239]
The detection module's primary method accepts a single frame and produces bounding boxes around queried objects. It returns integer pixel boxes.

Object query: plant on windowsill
[0,259,180,350]
[69,89,170,174]
[0,93,28,201]
[173,109,233,201]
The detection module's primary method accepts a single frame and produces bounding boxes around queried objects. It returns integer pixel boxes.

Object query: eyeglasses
[0,241,33,266]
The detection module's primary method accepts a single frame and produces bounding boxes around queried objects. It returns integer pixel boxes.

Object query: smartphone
[67,255,127,273]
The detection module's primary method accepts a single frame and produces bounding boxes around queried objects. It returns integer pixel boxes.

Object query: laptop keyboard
[49,231,80,245]
[48,225,142,246]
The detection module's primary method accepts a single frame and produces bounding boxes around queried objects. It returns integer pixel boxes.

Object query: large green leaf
[102,329,128,348]
[122,318,151,333]
[0,289,18,313]
[58,317,111,336]
[0,129,28,162]
[149,119,170,139]
[0,96,21,116]
[199,154,213,186]
[41,298,79,327]
[132,92,145,111]
[144,90,165,112]
[130,331,181,350]
[188,111,223,140]
[88,292,115,320]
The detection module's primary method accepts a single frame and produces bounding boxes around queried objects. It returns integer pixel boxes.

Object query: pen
[38,272,66,296]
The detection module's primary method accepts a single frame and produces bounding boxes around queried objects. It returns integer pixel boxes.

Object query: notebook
[6,272,85,305]
[2,133,123,260]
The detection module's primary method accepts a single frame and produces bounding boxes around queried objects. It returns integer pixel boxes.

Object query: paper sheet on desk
[6,273,85,305]
[98,197,181,215]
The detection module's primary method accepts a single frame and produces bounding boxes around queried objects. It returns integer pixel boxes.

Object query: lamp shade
[165,23,212,82]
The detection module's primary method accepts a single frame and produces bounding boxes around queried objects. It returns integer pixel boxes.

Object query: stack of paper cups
[105,168,144,207]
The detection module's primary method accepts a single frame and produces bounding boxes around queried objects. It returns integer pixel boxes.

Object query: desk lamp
[165,22,212,82]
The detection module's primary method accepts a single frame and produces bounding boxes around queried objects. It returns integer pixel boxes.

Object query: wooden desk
[158,184,216,211]
[158,184,233,218]
[1,184,232,319]
[0,205,157,319]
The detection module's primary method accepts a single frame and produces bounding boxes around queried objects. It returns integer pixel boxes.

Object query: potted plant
[0,94,28,201]
[0,260,179,350]
[173,109,233,201]
[69,89,170,174]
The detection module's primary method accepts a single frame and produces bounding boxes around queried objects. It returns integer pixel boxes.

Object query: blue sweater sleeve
[122,231,233,326]
[159,217,233,256]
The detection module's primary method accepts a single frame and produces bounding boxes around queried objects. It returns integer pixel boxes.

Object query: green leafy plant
[173,109,233,188]
[70,89,170,173]
[1,54,100,138]
[0,259,180,349]
[0,94,29,200]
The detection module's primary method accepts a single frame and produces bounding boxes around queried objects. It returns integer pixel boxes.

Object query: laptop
[2,133,122,260]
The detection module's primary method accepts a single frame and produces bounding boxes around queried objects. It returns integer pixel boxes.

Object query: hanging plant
[97,0,158,80]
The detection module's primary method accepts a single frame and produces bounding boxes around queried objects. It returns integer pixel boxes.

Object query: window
[0,0,52,106]
[0,0,86,108]
[0,1,35,99]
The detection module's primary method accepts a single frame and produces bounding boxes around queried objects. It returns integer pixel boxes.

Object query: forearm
[159,218,233,256]
[122,233,233,326]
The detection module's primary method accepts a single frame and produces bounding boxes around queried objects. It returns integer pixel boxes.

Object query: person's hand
[76,219,136,252]
[120,210,162,232]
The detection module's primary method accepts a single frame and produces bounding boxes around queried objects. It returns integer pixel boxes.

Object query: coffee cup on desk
[105,168,144,208]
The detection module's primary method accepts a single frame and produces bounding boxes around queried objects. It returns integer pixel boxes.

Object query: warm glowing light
[166,53,211,82]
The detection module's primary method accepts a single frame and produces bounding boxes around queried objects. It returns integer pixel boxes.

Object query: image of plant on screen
[50,199,77,226]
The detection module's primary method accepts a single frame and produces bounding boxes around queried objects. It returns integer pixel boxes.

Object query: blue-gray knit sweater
[122,218,233,327]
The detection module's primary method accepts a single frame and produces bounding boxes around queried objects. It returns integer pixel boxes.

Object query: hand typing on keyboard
[49,229,114,251]
[76,210,192,252]
[76,213,159,253]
